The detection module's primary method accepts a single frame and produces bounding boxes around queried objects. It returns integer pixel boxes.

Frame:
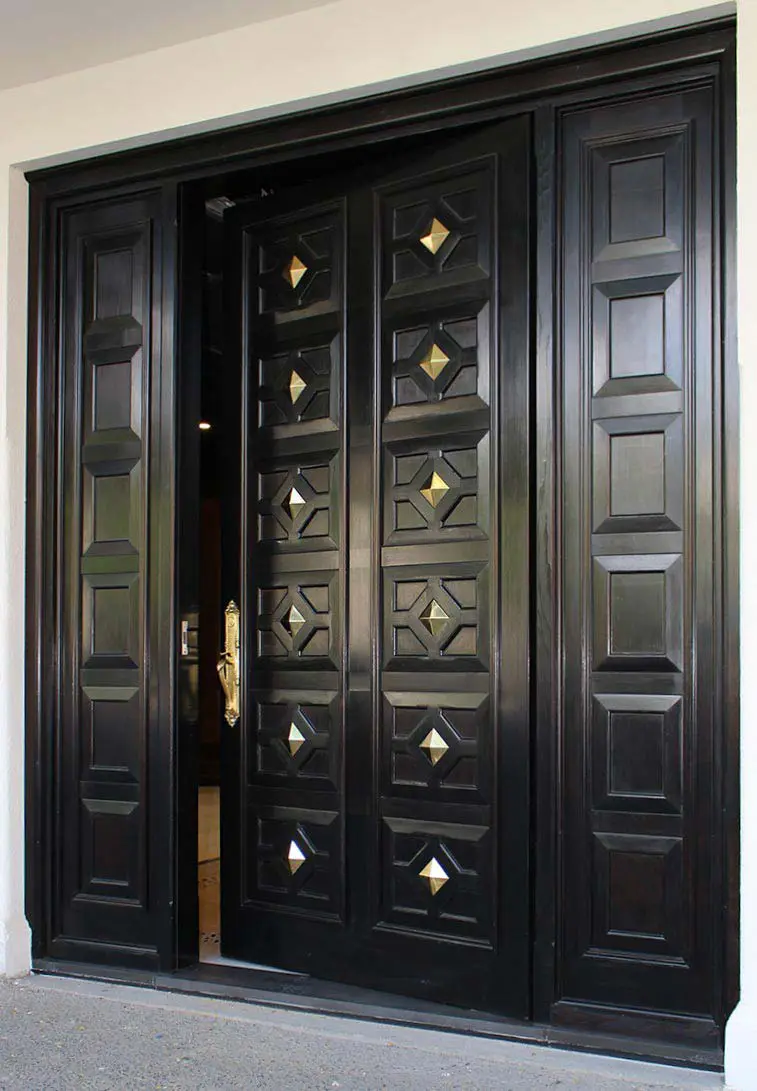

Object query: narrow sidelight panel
[51,193,174,964]
[560,87,721,1023]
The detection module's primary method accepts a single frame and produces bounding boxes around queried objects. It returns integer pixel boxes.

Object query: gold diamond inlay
[285,604,306,637]
[288,722,306,756]
[420,599,449,637]
[420,471,450,509]
[419,344,450,381]
[285,486,307,520]
[289,369,307,404]
[284,255,308,288]
[419,856,449,895]
[420,217,450,255]
[287,839,306,874]
[420,728,449,766]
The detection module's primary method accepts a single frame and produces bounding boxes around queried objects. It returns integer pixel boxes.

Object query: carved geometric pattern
[259,216,337,315]
[387,573,482,663]
[254,812,341,917]
[258,459,335,546]
[387,699,486,795]
[255,697,337,783]
[259,340,338,429]
[419,217,451,255]
[385,170,490,294]
[382,822,492,942]
[257,581,334,662]
[419,856,449,894]
[391,311,485,409]
[387,444,483,541]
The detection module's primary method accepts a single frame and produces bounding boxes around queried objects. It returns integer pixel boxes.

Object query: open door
[217,119,531,1015]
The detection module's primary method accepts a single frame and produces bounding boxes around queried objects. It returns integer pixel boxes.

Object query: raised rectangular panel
[609,156,665,244]
[82,572,140,669]
[593,554,683,671]
[93,361,133,431]
[593,414,683,534]
[592,131,685,262]
[383,692,490,801]
[82,687,141,779]
[612,432,664,513]
[592,275,683,397]
[95,249,134,319]
[610,294,664,378]
[592,832,684,958]
[252,691,339,788]
[592,694,682,813]
[250,807,342,919]
[380,816,492,944]
[93,588,130,656]
[94,474,131,543]
[80,798,142,903]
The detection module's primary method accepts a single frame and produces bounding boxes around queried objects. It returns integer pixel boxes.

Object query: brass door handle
[217,600,240,726]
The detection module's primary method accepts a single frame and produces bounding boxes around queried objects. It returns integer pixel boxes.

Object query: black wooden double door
[219,119,531,1015]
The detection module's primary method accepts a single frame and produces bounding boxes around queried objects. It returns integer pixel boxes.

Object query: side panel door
[49,192,177,967]
[559,87,723,1023]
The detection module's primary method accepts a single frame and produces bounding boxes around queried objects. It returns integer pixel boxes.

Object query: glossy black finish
[217,119,531,1016]
[24,18,737,1051]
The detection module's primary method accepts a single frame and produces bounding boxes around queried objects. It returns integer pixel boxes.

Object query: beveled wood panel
[560,86,719,1017]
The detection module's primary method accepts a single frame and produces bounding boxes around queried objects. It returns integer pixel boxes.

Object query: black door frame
[25,16,738,1052]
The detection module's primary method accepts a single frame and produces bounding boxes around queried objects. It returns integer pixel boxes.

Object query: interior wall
[0,0,749,1077]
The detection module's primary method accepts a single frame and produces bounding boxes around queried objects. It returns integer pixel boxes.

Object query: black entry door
[219,119,531,1015]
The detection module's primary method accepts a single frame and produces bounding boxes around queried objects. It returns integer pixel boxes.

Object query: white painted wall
[0,0,752,1082]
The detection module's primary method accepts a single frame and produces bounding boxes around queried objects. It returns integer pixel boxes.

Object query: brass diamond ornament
[420,471,450,509]
[288,723,306,756]
[285,486,307,520]
[284,255,308,288]
[420,217,450,255]
[287,840,306,874]
[419,343,450,381]
[284,604,306,637]
[420,599,449,637]
[288,369,307,404]
[420,727,449,766]
[419,856,449,895]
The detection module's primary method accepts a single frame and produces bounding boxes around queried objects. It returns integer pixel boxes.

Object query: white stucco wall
[0,0,752,1082]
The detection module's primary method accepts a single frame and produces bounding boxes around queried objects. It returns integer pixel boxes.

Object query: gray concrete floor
[0,975,724,1091]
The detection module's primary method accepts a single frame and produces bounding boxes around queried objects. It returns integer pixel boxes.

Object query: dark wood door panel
[53,192,175,963]
[559,86,720,1018]
[221,119,531,1015]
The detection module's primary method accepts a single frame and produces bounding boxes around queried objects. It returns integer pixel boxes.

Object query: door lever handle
[217,600,240,726]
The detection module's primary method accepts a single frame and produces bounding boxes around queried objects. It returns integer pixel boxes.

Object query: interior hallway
[0,976,724,1091]
[198,786,221,961]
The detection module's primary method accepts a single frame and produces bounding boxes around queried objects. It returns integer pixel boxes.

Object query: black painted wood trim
[27,21,734,197]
